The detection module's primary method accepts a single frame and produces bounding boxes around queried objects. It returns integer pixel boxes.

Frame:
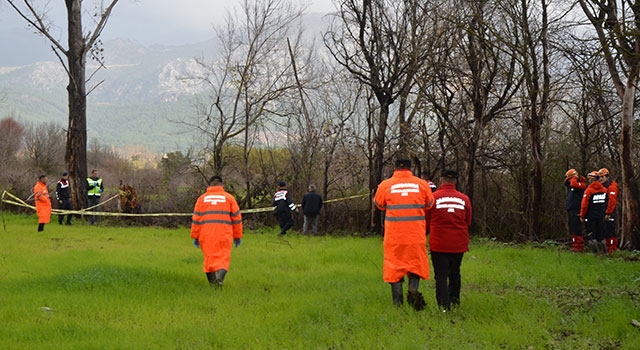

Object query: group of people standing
[565,167,619,255]
[32,169,104,231]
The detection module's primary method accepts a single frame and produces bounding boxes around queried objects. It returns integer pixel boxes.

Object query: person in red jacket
[191,176,243,287]
[34,174,52,232]
[598,168,619,254]
[426,169,472,311]
[564,169,586,252]
[580,171,608,255]
[372,158,434,310]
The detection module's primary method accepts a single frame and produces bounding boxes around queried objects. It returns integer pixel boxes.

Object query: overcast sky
[0,0,336,47]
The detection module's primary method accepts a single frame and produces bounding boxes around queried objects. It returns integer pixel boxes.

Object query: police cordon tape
[1,190,369,217]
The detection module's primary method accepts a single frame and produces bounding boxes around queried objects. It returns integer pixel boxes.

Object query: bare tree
[185,0,304,208]
[0,117,24,168]
[578,0,640,249]
[23,121,66,174]
[6,0,120,210]
[324,0,433,233]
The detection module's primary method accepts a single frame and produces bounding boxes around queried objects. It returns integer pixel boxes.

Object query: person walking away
[564,169,586,252]
[598,168,619,254]
[301,184,323,235]
[273,181,298,235]
[372,158,434,310]
[580,171,608,255]
[56,171,73,225]
[191,176,243,287]
[34,174,52,232]
[426,170,473,312]
[86,169,103,225]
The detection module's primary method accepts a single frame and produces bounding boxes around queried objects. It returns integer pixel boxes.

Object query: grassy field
[1,213,639,349]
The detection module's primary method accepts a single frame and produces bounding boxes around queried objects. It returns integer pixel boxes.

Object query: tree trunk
[65,0,88,210]
[370,100,391,235]
[619,73,640,249]
[528,116,542,242]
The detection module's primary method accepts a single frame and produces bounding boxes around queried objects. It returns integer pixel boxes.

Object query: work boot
[571,235,584,252]
[606,237,618,254]
[390,281,403,306]
[38,223,45,232]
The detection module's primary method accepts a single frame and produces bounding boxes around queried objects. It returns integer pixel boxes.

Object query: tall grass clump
[1,213,639,349]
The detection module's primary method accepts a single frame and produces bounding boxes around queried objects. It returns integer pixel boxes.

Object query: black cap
[38,174,47,180]
[209,175,223,184]
[62,172,68,177]
[441,169,458,179]
[394,159,412,168]
[278,180,287,187]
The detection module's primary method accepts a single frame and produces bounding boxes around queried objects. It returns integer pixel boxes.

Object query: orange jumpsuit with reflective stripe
[191,185,243,273]
[373,169,434,283]
[34,181,52,224]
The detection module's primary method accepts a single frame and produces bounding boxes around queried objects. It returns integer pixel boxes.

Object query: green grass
[1,213,639,349]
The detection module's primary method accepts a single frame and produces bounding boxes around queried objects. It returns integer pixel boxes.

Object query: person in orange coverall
[191,176,243,287]
[34,174,52,232]
[372,158,434,310]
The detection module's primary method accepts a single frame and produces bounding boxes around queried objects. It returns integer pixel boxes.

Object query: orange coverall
[191,185,243,273]
[34,181,52,224]
[374,169,434,283]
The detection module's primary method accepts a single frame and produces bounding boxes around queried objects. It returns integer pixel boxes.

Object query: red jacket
[191,185,243,272]
[602,180,619,215]
[580,181,607,220]
[426,182,472,253]
[373,169,434,282]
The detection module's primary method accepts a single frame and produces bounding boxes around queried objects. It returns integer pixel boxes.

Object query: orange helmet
[587,171,600,179]
[564,169,577,179]
[598,168,609,177]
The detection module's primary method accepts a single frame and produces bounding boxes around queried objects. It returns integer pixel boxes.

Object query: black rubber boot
[206,272,216,285]
[391,281,403,306]
[37,223,45,232]
[214,269,227,286]
[406,273,425,311]
[407,290,426,311]
[408,273,420,292]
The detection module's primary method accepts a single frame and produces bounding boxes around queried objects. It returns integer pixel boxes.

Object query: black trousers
[567,209,582,236]
[604,213,616,238]
[430,251,464,310]
[58,198,73,224]
[585,217,606,241]
[277,212,293,234]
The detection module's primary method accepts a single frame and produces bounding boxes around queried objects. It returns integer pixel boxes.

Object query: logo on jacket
[592,193,606,204]
[391,183,419,196]
[435,197,466,212]
[204,195,226,205]
[274,190,288,201]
